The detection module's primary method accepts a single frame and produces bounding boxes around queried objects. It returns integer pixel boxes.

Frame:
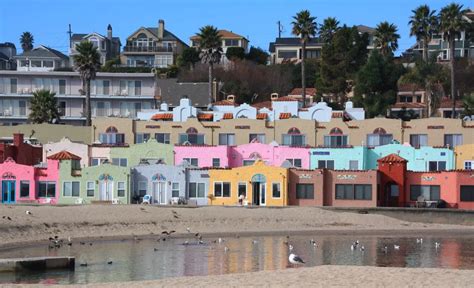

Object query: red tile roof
[439,97,464,109]
[289,88,317,96]
[279,113,292,119]
[151,113,173,120]
[273,96,299,102]
[213,100,238,106]
[197,113,213,121]
[332,112,343,118]
[47,150,81,161]
[256,113,268,120]
[377,153,408,163]
[251,101,272,109]
[223,113,233,119]
[392,102,427,109]
[398,83,424,92]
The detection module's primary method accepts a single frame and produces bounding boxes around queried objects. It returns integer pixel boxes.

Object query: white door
[99,181,114,201]
[260,183,266,206]
[152,182,167,205]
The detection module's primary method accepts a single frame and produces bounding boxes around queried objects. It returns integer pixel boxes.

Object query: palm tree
[439,3,467,118]
[20,32,34,52]
[196,25,222,105]
[73,41,101,126]
[409,5,438,61]
[29,89,60,124]
[374,21,400,57]
[292,10,317,107]
[319,17,340,43]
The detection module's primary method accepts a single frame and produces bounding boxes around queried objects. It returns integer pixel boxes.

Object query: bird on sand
[435,242,441,249]
[162,230,176,236]
[224,246,230,252]
[289,253,305,267]
[26,210,32,215]
[394,245,400,250]
[107,260,113,265]
[416,238,423,244]
[186,227,191,233]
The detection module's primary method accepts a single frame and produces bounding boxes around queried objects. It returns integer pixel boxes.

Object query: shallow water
[0,234,474,284]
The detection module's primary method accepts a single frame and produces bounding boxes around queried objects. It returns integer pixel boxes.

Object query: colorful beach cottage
[110,139,174,167]
[455,144,474,170]
[0,157,59,204]
[53,151,130,204]
[208,160,288,206]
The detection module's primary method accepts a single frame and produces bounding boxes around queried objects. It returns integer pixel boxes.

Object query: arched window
[186,127,198,134]
[249,152,262,159]
[288,127,301,135]
[283,127,305,146]
[105,126,118,133]
[99,126,124,145]
[367,127,393,147]
[373,127,387,134]
[251,174,266,183]
[179,127,204,145]
[329,127,343,135]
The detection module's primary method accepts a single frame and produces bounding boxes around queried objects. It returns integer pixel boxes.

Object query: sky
[0,0,471,56]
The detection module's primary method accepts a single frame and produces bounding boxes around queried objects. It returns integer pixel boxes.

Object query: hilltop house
[14,45,69,72]
[190,29,249,64]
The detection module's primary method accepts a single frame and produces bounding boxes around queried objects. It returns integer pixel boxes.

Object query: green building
[109,139,174,167]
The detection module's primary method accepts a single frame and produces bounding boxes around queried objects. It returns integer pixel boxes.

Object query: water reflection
[0,234,473,284]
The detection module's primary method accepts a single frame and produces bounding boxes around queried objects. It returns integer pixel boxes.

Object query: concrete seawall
[323,207,474,226]
[0,256,75,272]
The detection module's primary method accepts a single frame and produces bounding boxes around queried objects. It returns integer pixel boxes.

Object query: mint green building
[109,139,174,167]
[56,153,130,204]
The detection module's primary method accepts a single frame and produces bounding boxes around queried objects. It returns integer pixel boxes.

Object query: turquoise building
[310,144,454,171]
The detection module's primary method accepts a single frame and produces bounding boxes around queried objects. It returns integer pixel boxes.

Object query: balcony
[123,45,174,53]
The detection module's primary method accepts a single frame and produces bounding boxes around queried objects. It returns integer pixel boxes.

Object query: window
[219,133,235,145]
[91,158,107,166]
[410,134,428,148]
[172,183,180,197]
[94,80,110,95]
[224,39,239,46]
[10,78,17,94]
[155,55,173,68]
[286,159,302,168]
[118,80,141,96]
[38,181,56,198]
[429,161,446,171]
[63,181,80,197]
[349,160,359,170]
[238,182,247,197]
[305,49,321,59]
[243,160,255,166]
[183,158,198,166]
[117,182,126,197]
[112,158,128,167]
[324,128,348,147]
[296,184,314,199]
[31,60,42,67]
[249,134,266,143]
[138,181,147,196]
[465,161,474,170]
[43,61,53,68]
[460,186,474,202]
[212,158,220,167]
[318,160,334,169]
[99,126,125,145]
[444,134,463,147]
[282,128,305,146]
[19,100,26,116]
[179,128,204,145]
[366,128,392,147]
[410,185,440,201]
[278,50,297,59]
[58,101,66,117]
[86,181,95,197]
[189,182,205,198]
[155,133,170,144]
[335,184,372,200]
[214,182,230,197]
[272,183,281,198]
[135,133,150,144]
[20,181,29,198]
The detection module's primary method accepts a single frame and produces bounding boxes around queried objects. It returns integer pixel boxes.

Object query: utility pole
[277,21,283,38]
[67,24,72,48]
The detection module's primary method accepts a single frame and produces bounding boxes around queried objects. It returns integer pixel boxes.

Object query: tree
[319,17,340,43]
[245,46,269,65]
[374,21,400,57]
[20,32,34,52]
[316,25,369,103]
[226,47,245,61]
[462,93,474,117]
[28,90,60,124]
[353,50,405,118]
[292,59,319,89]
[73,41,101,126]
[439,3,467,118]
[177,47,200,70]
[292,10,317,107]
[196,25,223,105]
[409,5,438,62]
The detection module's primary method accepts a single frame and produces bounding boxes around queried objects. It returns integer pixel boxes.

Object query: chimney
[158,19,164,39]
[107,24,112,40]
[271,93,279,101]
[227,95,235,102]
[13,133,24,146]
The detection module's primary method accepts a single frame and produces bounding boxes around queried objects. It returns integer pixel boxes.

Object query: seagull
[26,210,32,215]
[107,260,113,265]
[360,246,365,252]
[382,246,388,253]
[186,227,191,233]
[435,242,441,249]
[252,240,258,244]
[289,253,305,267]
[224,246,230,252]
[310,239,316,245]
[416,238,423,244]
[162,230,176,236]
[288,244,294,251]
[183,240,189,245]
[351,244,356,251]
[394,245,400,250]
[218,238,224,244]
[198,240,204,245]
[80,262,88,267]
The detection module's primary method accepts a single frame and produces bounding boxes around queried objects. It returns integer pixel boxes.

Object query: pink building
[173,143,311,168]
[0,157,59,204]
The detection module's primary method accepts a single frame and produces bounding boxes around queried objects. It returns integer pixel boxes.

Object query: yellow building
[208,161,288,206]
[455,144,474,170]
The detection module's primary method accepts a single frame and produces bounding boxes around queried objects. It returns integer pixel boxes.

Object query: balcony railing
[123,46,174,53]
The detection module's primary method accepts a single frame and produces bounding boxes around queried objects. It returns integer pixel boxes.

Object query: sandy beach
[1,205,474,287]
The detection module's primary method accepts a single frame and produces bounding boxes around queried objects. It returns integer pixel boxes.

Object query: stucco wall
[288,169,324,206]
[455,144,474,170]
[324,170,378,207]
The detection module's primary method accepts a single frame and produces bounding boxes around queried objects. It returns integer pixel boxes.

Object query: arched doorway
[98,174,114,201]
[251,174,266,206]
